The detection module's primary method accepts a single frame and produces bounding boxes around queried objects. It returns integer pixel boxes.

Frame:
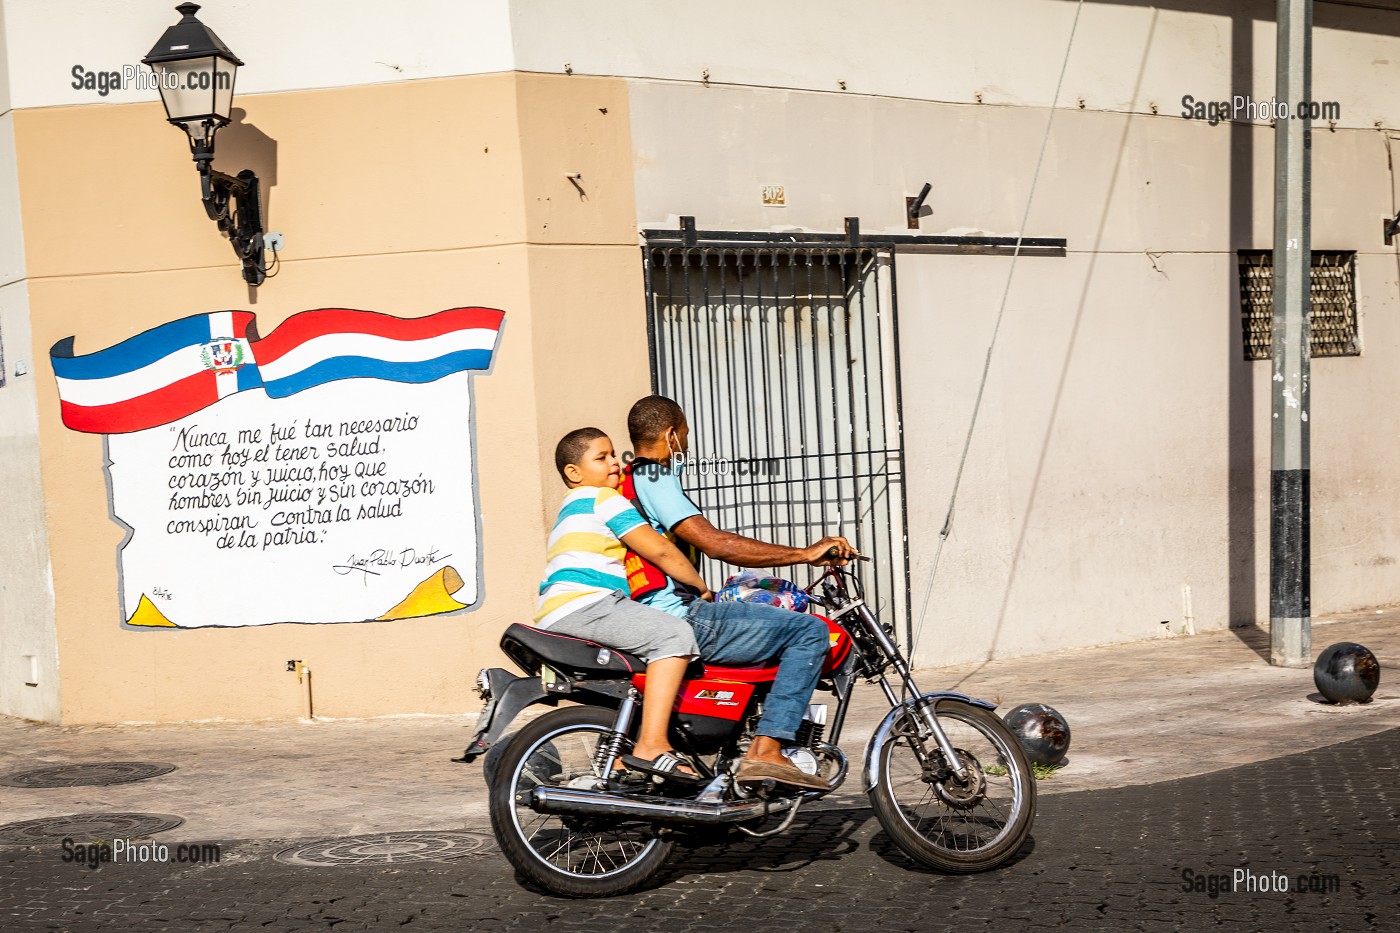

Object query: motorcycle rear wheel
[869,699,1035,872]
[488,705,673,897]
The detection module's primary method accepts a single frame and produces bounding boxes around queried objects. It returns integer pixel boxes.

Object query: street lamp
[143,3,266,285]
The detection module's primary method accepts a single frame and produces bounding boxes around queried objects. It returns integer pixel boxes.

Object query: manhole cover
[0,762,177,788]
[275,831,494,866]
[0,813,184,845]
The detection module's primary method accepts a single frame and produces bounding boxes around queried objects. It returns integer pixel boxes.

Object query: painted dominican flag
[51,311,262,434]
[50,307,504,434]
[252,307,503,400]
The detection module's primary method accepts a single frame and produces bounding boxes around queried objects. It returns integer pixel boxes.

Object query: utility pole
[1270,0,1312,667]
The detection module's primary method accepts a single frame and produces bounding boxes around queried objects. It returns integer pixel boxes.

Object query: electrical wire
[260,241,282,280]
[908,0,1087,663]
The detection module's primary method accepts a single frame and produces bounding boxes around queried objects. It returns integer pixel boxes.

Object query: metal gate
[642,240,910,643]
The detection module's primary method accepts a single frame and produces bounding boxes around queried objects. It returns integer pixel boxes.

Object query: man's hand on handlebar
[804,536,856,566]
[677,582,716,602]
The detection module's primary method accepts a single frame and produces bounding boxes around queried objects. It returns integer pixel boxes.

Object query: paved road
[2,728,1396,932]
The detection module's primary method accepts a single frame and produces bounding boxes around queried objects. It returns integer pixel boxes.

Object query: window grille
[642,244,910,644]
[1238,250,1359,360]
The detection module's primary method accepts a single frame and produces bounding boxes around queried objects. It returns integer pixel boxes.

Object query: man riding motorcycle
[624,395,855,790]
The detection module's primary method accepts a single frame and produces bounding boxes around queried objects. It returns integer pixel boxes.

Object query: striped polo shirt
[534,485,648,628]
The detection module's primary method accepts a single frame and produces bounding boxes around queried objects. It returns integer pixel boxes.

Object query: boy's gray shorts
[543,591,699,662]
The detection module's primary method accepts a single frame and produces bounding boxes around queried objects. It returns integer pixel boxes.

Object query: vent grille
[1238,250,1359,360]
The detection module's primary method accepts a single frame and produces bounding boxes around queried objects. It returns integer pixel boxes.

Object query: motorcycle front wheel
[487,705,673,897]
[868,699,1036,872]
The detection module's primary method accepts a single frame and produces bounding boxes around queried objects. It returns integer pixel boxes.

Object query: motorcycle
[457,556,1035,897]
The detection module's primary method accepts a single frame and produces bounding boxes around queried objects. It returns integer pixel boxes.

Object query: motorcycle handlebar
[824,546,871,562]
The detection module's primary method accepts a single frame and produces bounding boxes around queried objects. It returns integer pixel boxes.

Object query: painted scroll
[51,307,503,629]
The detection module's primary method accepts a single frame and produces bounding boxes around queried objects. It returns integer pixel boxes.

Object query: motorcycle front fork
[853,603,970,781]
[872,677,970,781]
[592,687,641,788]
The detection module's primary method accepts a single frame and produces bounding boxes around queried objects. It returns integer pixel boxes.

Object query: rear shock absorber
[594,729,631,772]
[592,688,640,782]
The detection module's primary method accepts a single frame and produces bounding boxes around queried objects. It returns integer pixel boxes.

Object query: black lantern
[143,3,266,285]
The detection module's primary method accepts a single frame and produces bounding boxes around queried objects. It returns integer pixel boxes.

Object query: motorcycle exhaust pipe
[529,786,813,825]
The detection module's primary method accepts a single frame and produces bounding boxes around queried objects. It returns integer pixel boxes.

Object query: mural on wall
[50,307,504,629]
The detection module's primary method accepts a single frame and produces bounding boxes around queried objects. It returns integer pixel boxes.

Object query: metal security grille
[1238,250,1360,360]
[643,244,910,643]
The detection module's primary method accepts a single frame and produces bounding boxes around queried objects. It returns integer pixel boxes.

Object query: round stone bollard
[1313,642,1380,705]
[1002,703,1071,767]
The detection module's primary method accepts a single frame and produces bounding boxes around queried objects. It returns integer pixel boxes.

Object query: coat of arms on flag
[200,338,247,374]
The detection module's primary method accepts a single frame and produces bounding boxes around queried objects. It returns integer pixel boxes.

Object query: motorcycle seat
[500,623,644,678]
[501,626,787,684]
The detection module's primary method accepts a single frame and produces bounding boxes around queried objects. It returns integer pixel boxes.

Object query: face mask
[666,432,686,476]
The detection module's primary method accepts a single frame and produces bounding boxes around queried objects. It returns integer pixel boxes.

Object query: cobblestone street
[3,727,1395,932]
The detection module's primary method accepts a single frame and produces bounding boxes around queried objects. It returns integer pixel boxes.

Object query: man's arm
[630,459,853,568]
[673,514,852,568]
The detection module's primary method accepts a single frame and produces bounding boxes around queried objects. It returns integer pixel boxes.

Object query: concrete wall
[619,4,1400,665]
[0,0,59,721]
[11,0,1400,130]
[0,278,59,722]
[7,0,1400,719]
[0,0,516,106]
[512,0,1400,129]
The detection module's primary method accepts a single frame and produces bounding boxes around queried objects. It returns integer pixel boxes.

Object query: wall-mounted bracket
[906,182,932,229]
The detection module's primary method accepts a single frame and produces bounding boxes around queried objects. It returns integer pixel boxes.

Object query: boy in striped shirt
[535,427,713,781]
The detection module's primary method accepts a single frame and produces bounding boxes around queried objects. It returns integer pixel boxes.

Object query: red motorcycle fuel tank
[815,614,853,675]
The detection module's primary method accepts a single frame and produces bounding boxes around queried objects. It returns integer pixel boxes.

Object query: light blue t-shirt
[630,458,702,619]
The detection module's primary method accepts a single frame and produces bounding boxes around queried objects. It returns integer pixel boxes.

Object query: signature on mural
[332,547,454,579]
[50,307,503,630]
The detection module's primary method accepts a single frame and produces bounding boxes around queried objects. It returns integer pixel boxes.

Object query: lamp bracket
[193,146,265,286]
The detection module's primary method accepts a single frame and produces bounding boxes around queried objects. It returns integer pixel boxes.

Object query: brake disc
[929,748,986,810]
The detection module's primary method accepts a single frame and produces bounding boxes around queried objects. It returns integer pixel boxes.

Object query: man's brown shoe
[734,758,829,791]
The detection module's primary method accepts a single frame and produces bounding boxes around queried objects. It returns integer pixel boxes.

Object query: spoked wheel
[868,699,1036,872]
[487,705,673,897]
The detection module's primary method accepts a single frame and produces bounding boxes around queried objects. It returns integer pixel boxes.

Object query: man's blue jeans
[684,599,830,742]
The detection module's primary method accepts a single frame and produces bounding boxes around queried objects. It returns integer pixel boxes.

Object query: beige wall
[12,72,649,723]
[514,73,652,515]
